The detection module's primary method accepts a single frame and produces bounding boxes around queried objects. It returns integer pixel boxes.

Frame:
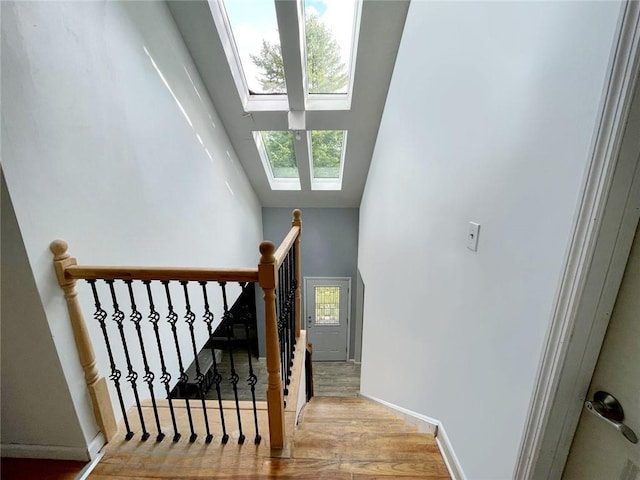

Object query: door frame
[304,276,352,361]
[516,3,640,478]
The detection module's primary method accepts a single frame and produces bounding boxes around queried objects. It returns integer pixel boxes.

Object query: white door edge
[304,276,352,360]
[515,3,640,479]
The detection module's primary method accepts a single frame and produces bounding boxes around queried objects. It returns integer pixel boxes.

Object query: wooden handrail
[64,265,259,283]
[273,226,300,268]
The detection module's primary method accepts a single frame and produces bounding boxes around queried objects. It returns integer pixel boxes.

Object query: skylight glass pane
[222,0,286,95]
[304,0,357,95]
[261,131,299,178]
[311,130,345,178]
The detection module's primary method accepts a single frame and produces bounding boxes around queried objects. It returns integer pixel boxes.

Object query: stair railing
[50,209,302,450]
[258,209,302,448]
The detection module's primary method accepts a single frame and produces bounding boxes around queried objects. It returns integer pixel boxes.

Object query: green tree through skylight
[251,12,347,178]
[250,13,348,93]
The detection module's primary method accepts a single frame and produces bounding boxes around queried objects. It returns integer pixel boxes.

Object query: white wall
[358,2,622,478]
[1,1,262,455]
[1,172,87,455]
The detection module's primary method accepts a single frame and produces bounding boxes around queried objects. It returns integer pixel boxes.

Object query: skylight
[304,0,358,96]
[310,130,346,190]
[254,131,301,190]
[208,0,363,192]
[219,0,286,95]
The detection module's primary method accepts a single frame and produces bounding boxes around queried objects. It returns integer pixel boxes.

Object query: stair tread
[296,422,417,433]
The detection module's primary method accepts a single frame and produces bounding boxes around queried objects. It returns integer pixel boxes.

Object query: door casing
[516,4,640,477]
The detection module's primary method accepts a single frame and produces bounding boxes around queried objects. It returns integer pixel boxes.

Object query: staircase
[89,396,450,478]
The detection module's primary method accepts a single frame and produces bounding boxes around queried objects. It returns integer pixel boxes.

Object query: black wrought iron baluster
[88,280,133,440]
[181,281,213,443]
[144,281,180,442]
[276,265,283,389]
[284,252,293,378]
[282,256,290,388]
[126,280,164,442]
[287,250,296,371]
[106,280,148,441]
[163,281,197,443]
[240,283,261,444]
[219,282,245,444]
[277,264,288,396]
[200,282,229,444]
[291,245,298,353]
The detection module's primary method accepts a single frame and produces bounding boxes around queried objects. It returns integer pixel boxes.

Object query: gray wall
[260,208,360,359]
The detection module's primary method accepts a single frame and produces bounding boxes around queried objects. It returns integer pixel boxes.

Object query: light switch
[467,222,480,251]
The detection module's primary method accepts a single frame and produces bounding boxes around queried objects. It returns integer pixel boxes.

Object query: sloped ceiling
[168,0,409,208]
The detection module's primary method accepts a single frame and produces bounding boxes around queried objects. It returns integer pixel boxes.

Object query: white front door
[562,222,640,479]
[305,278,349,361]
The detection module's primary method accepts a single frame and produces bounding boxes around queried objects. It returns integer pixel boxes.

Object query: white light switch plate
[467,222,480,251]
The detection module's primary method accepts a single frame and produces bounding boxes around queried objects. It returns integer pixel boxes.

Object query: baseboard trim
[359,394,437,435]
[87,432,105,460]
[0,431,105,463]
[76,451,104,480]
[1,442,90,461]
[435,422,467,480]
[359,394,466,480]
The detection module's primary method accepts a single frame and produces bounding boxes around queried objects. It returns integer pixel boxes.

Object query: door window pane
[315,286,340,325]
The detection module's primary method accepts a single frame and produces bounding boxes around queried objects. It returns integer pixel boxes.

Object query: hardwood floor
[186,353,360,402]
[88,396,449,479]
[312,361,361,397]
[0,458,87,480]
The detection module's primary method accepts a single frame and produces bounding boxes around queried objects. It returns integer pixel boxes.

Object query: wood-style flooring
[88,396,450,479]
[190,352,360,402]
[312,361,361,397]
[0,458,87,480]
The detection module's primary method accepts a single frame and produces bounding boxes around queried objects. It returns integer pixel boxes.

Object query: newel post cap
[259,241,276,264]
[292,209,302,227]
[50,239,70,260]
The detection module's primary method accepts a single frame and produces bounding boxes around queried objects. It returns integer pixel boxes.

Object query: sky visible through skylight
[223,0,282,94]
[305,0,356,94]
[222,0,356,95]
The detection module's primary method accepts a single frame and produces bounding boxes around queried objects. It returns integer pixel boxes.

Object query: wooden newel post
[50,240,117,442]
[258,241,285,449]
[292,209,302,339]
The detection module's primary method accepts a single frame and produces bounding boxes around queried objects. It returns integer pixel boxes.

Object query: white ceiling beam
[274,0,306,111]
[275,0,311,191]
[294,132,312,191]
